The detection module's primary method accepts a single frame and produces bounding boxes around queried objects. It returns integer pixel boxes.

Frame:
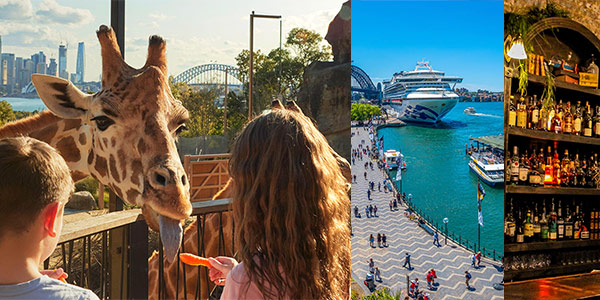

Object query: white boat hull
[387,96,459,124]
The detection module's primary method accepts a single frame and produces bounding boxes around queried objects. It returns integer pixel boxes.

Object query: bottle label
[508,111,517,126]
[519,167,529,181]
[558,225,564,237]
[516,234,524,243]
[524,223,534,237]
[517,112,527,128]
[507,223,516,236]
[565,225,573,237]
[584,127,592,137]
[533,224,541,234]
[595,122,600,135]
[549,231,557,240]
[574,119,582,132]
[541,226,549,239]
[532,110,539,123]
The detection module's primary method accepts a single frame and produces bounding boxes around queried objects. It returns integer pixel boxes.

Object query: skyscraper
[58,44,68,79]
[47,58,57,76]
[1,53,15,93]
[76,42,85,83]
[31,51,46,74]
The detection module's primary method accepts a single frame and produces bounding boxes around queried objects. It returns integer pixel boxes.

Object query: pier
[351,126,503,299]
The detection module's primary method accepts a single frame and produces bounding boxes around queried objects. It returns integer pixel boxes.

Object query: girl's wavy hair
[229,101,350,299]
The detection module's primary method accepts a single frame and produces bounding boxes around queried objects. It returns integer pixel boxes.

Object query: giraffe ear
[32,74,91,119]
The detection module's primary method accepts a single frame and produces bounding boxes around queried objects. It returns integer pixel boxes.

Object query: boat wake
[467,112,502,118]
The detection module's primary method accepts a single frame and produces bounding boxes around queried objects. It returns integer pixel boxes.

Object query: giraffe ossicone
[25,25,191,262]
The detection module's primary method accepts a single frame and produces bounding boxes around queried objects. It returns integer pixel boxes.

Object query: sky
[352,0,504,92]
[0,0,341,82]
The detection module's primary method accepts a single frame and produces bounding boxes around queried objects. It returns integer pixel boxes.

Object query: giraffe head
[31,25,190,261]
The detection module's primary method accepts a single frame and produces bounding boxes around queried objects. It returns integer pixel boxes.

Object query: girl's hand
[41,268,68,282]
[208,256,238,286]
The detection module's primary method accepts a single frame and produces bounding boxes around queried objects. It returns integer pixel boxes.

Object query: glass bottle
[540,200,549,241]
[560,149,571,187]
[563,101,573,134]
[524,209,534,243]
[564,204,573,240]
[519,150,530,185]
[594,106,600,137]
[549,198,558,241]
[517,96,527,128]
[544,146,554,186]
[557,199,565,240]
[533,203,541,242]
[505,198,516,244]
[529,149,542,186]
[516,208,525,243]
[539,100,549,131]
[573,200,581,240]
[532,95,540,130]
[574,100,583,136]
[511,146,520,184]
[552,143,561,186]
[584,102,593,137]
[548,99,556,131]
[508,95,517,127]
[552,100,562,133]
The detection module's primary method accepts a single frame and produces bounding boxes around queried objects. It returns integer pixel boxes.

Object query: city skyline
[0,0,340,84]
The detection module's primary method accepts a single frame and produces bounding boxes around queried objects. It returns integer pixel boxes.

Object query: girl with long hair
[207,101,350,299]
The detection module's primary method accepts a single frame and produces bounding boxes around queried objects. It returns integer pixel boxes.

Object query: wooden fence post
[128,219,148,299]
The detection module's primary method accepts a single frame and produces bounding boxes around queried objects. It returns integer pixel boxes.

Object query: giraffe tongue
[158,215,183,263]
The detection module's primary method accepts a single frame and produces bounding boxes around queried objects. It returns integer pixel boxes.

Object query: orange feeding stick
[53,269,68,283]
[179,253,212,267]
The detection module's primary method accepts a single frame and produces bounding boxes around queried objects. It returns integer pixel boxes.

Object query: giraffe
[147,100,351,300]
[0,25,191,262]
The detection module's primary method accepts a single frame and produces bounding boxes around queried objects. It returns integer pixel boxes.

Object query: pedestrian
[389,200,393,211]
[369,205,373,217]
[365,206,369,218]
[353,174,356,183]
[352,157,355,165]
[465,271,472,289]
[378,182,381,191]
[382,234,387,247]
[476,251,482,267]
[369,234,374,247]
[364,171,367,180]
[354,206,359,217]
[367,189,371,200]
[471,254,476,267]
[374,205,378,217]
[410,278,419,296]
[433,231,440,247]
[393,199,398,209]
[430,269,437,286]
[423,292,431,300]
[426,270,433,289]
[368,258,375,273]
[377,233,381,247]
[374,267,382,282]
[403,252,411,269]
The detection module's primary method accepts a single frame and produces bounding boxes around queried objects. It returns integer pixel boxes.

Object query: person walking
[476,251,482,267]
[377,233,381,247]
[369,234,374,247]
[433,231,440,247]
[368,258,375,274]
[382,234,387,247]
[393,199,397,210]
[374,267,382,282]
[426,270,433,289]
[365,206,369,218]
[369,205,374,217]
[389,200,393,211]
[465,271,472,289]
[471,253,476,267]
[403,252,411,269]
[429,269,437,286]
[367,189,371,200]
[374,205,378,217]
[354,206,359,217]
[378,182,381,192]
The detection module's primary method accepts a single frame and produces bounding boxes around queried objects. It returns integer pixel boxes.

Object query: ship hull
[387,97,459,124]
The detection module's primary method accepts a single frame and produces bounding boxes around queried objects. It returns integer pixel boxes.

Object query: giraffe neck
[2,111,93,181]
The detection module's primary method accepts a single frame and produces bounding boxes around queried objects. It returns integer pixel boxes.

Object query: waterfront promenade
[350,126,503,299]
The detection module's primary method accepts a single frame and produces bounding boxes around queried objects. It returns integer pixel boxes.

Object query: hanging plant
[540,63,555,109]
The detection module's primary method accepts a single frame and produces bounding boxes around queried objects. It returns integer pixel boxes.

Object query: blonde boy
[0,137,98,299]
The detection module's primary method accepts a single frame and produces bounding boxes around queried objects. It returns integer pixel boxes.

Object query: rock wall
[505,0,600,38]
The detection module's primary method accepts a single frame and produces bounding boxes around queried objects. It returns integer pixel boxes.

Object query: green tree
[351,103,381,121]
[286,27,332,66]
[0,100,16,126]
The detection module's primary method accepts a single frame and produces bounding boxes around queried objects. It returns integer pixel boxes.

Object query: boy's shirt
[0,275,99,300]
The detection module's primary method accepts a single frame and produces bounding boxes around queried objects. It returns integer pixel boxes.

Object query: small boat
[467,136,504,187]
[464,107,476,114]
[383,149,406,170]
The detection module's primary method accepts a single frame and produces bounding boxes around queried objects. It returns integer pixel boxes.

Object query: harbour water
[382,101,504,255]
[1,97,46,112]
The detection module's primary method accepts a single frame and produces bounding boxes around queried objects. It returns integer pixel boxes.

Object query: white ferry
[467,136,504,187]
[382,60,462,124]
[383,149,406,170]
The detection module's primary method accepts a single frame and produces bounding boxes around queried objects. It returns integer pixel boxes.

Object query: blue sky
[1,0,340,81]
[352,0,503,92]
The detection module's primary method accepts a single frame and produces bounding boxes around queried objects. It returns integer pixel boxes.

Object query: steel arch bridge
[173,63,246,86]
[351,65,380,101]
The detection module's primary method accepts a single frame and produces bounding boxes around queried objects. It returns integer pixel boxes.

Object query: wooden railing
[184,154,231,202]
[46,199,233,300]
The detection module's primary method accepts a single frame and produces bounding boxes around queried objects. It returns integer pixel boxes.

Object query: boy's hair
[0,137,73,238]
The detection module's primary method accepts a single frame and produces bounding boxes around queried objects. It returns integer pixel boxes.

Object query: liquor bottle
[569,158,576,186]
[533,203,541,242]
[560,149,571,187]
[552,100,562,133]
[584,102,593,137]
[511,146,520,184]
[593,153,600,188]
[549,198,558,241]
[540,200,549,241]
[527,97,534,129]
[580,159,588,187]
[540,100,549,131]
[524,209,534,243]
[586,155,595,188]
[574,153,582,187]
[516,208,525,243]
[544,146,554,186]
[519,150,530,185]
[573,200,581,240]
[532,95,540,130]
[508,95,517,127]
[517,96,527,128]
[505,198,516,244]
[552,143,561,186]
[548,100,556,131]
[505,151,512,185]
[538,149,546,179]
[557,99,565,125]
[564,204,573,240]
[563,101,573,134]
[594,106,600,137]
[529,149,542,186]
[557,199,565,240]
[581,202,590,240]
[574,100,583,136]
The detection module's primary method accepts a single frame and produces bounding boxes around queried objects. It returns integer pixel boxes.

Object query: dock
[351,126,503,299]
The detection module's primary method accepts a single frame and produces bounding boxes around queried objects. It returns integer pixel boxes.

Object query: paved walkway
[351,126,503,300]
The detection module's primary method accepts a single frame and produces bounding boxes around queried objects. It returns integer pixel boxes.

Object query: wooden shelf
[506,185,600,196]
[507,127,600,146]
[505,263,600,282]
[512,73,600,98]
[506,239,600,253]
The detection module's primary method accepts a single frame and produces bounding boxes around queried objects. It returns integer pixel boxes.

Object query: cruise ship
[382,60,462,123]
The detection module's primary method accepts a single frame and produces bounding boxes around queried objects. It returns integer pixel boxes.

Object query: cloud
[284,9,337,37]
[0,0,34,20]
[148,13,171,21]
[36,0,94,25]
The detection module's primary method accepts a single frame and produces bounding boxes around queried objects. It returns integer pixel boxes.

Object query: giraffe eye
[91,116,115,131]
[175,124,188,135]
